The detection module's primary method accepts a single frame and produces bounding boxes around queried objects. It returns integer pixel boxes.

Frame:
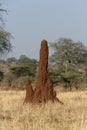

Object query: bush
[10,65,36,77]
[49,67,84,91]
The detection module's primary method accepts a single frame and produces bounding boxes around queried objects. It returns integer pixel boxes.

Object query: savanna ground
[0,88,87,130]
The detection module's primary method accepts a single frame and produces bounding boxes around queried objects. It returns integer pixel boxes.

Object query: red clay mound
[23,79,34,104]
[24,40,63,104]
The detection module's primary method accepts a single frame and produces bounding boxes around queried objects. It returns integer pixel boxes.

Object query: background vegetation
[0,37,87,90]
[0,3,87,91]
[49,38,87,91]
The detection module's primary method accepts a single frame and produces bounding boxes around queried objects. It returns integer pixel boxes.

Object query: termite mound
[24,40,63,104]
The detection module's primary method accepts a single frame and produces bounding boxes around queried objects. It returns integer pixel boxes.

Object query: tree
[49,38,87,90]
[0,30,12,55]
[17,55,37,73]
[17,55,32,64]
[50,38,87,72]
[6,57,17,64]
[0,3,12,88]
[9,55,37,80]
[49,65,84,90]
[0,3,12,56]
[10,66,35,77]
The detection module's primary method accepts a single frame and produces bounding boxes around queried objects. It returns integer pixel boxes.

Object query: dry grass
[0,89,87,130]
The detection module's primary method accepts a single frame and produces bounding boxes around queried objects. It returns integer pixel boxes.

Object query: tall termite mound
[24,40,63,104]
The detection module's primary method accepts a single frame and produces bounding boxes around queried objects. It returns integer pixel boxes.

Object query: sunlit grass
[0,90,87,130]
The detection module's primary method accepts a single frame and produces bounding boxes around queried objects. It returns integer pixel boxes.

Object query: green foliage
[61,71,83,90]
[17,55,37,71]
[9,55,37,81]
[50,38,87,66]
[49,66,64,84]
[49,66,84,90]
[0,30,12,55]
[15,55,37,79]
[6,57,17,64]
[10,65,35,77]
[0,54,37,89]
[62,71,83,81]
[0,3,12,56]
[0,59,5,64]
[49,38,87,90]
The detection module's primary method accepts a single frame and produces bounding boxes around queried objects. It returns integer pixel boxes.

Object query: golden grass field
[0,89,87,130]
